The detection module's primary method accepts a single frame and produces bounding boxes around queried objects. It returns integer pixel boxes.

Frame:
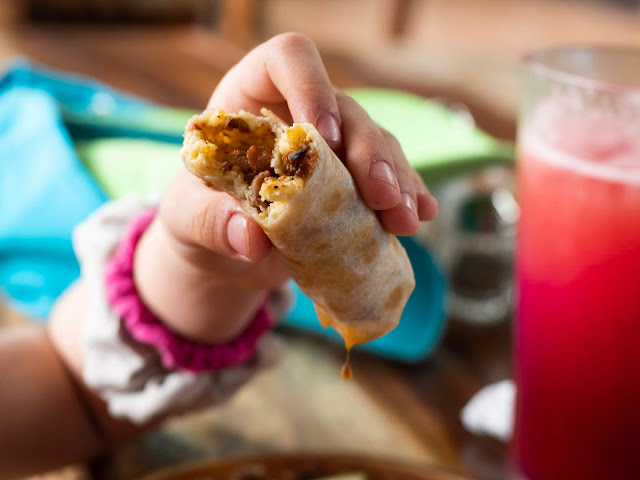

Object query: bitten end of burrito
[180,108,313,223]
[181,108,415,348]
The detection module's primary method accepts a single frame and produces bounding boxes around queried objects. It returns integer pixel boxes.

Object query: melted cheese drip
[314,304,374,380]
[341,349,353,380]
[314,304,368,350]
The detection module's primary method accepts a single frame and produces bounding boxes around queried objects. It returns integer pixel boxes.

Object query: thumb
[160,167,272,263]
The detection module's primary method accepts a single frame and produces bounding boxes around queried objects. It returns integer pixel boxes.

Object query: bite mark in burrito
[181,109,415,353]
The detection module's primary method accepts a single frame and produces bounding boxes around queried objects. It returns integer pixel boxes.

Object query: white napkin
[460,379,515,442]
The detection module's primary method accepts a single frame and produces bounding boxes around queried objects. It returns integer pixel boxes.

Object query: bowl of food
[140,453,473,480]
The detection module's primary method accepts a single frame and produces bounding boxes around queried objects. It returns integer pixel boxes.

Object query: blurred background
[0,1,638,480]
[1,0,638,139]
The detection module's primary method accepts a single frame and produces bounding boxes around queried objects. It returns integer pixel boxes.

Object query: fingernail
[401,192,418,217]
[316,113,342,147]
[369,161,400,190]
[227,214,250,258]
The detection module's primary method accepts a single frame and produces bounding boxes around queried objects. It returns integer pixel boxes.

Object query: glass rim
[524,45,640,93]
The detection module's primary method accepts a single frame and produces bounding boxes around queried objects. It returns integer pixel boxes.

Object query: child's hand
[135,33,437,344]
[1,35,438,476]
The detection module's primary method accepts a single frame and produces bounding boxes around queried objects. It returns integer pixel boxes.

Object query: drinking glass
[513,47,640,480]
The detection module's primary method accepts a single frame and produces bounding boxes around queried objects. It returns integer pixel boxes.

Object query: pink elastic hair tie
[104,209,273,373]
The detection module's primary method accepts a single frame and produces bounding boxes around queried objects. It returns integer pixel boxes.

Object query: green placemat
[75,138,181,199]
[346,89,514,184]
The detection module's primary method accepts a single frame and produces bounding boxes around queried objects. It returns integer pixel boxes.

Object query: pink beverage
[513,48,640,480]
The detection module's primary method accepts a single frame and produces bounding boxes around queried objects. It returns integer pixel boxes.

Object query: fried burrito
[181,108,415,348]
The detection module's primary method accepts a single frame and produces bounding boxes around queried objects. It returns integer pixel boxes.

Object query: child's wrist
[133,217,267,344]
[106,208,274,374]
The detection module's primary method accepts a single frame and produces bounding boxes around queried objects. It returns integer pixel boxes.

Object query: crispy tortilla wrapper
[181,108,415,348]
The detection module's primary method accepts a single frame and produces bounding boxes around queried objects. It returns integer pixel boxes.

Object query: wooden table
[1,25,513,480]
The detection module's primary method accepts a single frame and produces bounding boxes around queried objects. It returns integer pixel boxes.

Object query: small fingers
[266,33,342,148]
[378,129,419,236]
[337,92,402,210]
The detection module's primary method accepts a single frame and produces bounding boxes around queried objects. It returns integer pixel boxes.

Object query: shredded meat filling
[247,145,272,172]
[245,142,315,210]
[228,145,274,182]
[283,145,315,179]
[212,120,316,211]
[221,118,275,183]
[249,171,271,209]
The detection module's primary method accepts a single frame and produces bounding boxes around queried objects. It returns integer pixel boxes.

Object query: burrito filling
[195,118,316,214]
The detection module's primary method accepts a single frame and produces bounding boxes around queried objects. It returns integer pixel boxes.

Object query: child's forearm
[0,285,108,478]
[0,322,101,478]
[0,283,163,479]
